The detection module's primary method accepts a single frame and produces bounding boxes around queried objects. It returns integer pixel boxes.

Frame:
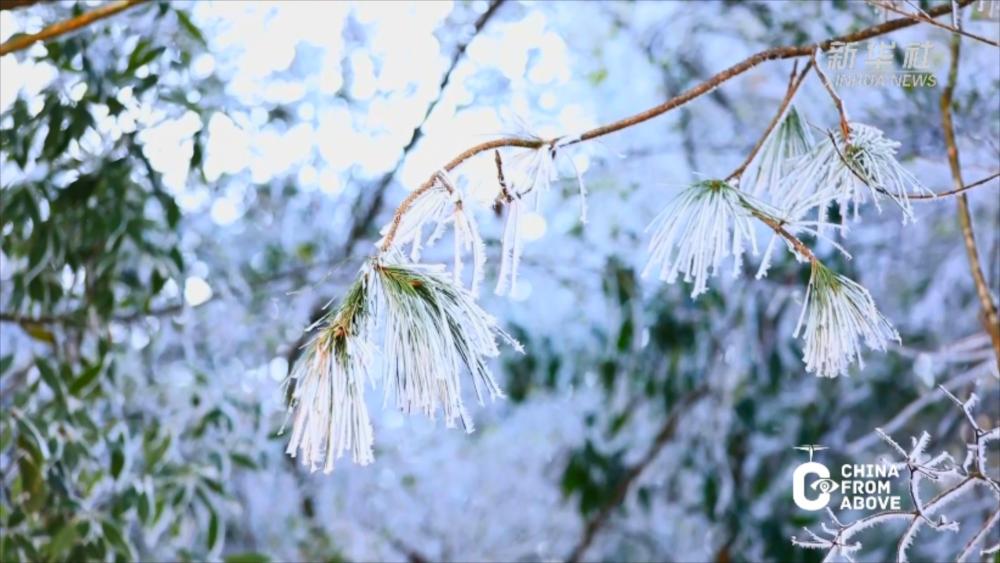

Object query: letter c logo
[793,461,832,511]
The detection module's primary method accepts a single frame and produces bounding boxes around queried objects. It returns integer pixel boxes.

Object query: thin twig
[0,0,147,56]
[895,477,982,561]
[939,33,1000,369]
[909,171,1000,200]
[574,0,974,144]
[957,508,1000,562]
[872,0,1000,47]
[812,49,852,141]
[726,60,813,183]
[749,208,818,263]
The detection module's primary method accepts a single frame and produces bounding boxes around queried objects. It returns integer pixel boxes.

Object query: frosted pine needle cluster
[750,105,814,197]
[284,255,519,472]
[643,179,759,298]
[640,95,928,378]
[374,257,516,430]
[794,262,900,377]
[786,123,930,224]
[284,277,375,473]
[376,171,487,295]
[285,131,603,471]
[376,183,452,261]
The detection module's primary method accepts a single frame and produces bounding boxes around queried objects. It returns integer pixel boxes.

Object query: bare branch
[909,171,1000,200]
[939,32,1000,369]
[796,390,1000,562]
[957,508,1000,562]
[812,49,852,141]
[871,0,1000,47]
[380,0,976,252]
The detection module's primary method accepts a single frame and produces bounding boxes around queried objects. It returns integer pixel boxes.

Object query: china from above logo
[792,444,902,512]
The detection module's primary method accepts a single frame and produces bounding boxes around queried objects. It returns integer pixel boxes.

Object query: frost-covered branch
[869,0,1000,47]
[909,171,1000,200]
[956,508,1000,562]
[378,0,975,251]
[287,0,987,471]
[792,390,1000,562]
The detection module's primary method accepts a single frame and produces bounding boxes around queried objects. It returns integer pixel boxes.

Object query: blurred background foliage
[1,1,997,562]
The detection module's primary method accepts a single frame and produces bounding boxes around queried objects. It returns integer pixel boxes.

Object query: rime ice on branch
[284,0,996,470]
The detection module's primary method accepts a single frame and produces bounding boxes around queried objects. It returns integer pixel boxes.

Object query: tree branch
[939,32,1000,369]
[378,0,976,252]
[909,171,1000,200]
[957,507,1000,562]
[344,0,507,255]
[795,389,1000,562]
[871,0,1000,47]
[812,49,852,141]
[0,0,147,56]
[286,1,508,371]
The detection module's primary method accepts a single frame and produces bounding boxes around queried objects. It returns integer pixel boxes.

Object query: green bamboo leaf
[110,447,125,480]
[43,521,78,559]
[175,9,207,46]
[0,354,14,376]
[70,364,102,396]
[36,359,63,394]
[144,433,171,468]
[207,509,220,550]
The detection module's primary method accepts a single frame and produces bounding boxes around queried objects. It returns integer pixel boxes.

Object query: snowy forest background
[1,1,998,562]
